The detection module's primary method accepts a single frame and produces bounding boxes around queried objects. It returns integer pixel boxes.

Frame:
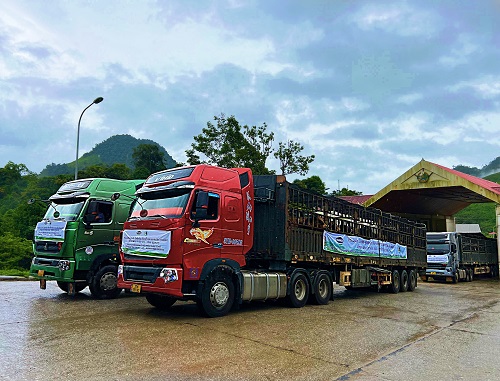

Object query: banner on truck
[122,229,171,258]
[34,220,67,242]
[323,231,407,259]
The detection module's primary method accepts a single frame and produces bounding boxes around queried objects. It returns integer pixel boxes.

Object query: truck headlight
[58,260,70,271]
[159,268,178,283]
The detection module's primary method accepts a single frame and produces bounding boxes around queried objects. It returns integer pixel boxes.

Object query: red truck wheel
[286,272,309,308]
[198,272,235,318]
[310,272,332,305]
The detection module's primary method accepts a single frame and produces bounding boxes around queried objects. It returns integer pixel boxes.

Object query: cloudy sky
[1,1,499,194]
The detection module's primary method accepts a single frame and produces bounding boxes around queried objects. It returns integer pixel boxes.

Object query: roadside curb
[0,276,33,281]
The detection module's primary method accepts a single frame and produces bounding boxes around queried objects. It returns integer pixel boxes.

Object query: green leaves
[274,140,315,176]
[187,114,315,176]
[132,144,167,177]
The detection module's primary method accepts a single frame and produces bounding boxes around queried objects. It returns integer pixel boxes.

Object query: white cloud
[450,76,500,99]
[439,34,478,68]
[351,3,440,37]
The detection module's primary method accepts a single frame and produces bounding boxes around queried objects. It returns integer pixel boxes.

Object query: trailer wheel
[198,271,235,318]
[408,269,417,291]
[465,268,471,282]
[390,270,400,294]
[146,294,176,310]
[310,273,332,305]
[400,270,409,292]
[89,265,122,299]
[286,272,310,308]
[57,281,87,293]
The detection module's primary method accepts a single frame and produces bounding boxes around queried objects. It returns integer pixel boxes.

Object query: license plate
[430,272,436,275]
[131,284,142,293]
[38,270,45,276]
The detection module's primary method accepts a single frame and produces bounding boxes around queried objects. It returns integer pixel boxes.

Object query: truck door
[76,200,115,268]
[184,191,222,260]
[221,194,244,256]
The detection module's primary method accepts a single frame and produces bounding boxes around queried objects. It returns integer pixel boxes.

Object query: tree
[107,163,132,180]
[274,140,315,176]
[0,232,33,270]
[330,187,363,197]
[132,144,167,177]
[186,114,273,175]
[293,176,327,195]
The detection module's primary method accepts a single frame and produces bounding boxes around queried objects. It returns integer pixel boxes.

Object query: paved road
[1,278,500,381]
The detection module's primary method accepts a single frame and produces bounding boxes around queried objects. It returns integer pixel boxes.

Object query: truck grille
[35,241,61,253]
[33,257,60,267]
[123,266,161,283]
[427,263,447,269]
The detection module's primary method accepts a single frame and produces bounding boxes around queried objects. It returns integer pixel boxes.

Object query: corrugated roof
[433,162,500,196]
[364,159,500,216]
[339,195,372,205]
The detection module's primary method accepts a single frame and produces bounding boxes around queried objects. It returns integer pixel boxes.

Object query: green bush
[0,232,33,270]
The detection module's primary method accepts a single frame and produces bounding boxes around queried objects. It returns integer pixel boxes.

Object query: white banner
[34,220,67,242]
[122,229,171,258]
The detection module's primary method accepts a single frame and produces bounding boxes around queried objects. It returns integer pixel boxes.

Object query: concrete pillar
[497,204,500,277]
[445,216,456,232]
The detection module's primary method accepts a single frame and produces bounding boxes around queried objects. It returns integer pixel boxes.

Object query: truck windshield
[426,243,450,254]
[131,189,191,218]
[43,201,85,221]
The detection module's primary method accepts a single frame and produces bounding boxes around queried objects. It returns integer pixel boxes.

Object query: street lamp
[75,97,104,180]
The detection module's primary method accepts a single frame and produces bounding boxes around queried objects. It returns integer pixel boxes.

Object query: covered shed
[361,159,500,269]
[363,159,500,231]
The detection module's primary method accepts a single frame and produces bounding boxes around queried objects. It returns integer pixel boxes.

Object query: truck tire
[57,281,87,293]
[469,268,474,281]
[400,270,409,292]
[286,272,310,308]
[310,272,332,305]
[390,270,400,294]
[197,271,235,318]
[89,265,122,299]
[466,268,471,282]
[452,272,459,284]
[408,269,417,291]
[146,294,176,310]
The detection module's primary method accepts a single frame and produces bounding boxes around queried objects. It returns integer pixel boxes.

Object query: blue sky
[1,0,499,194]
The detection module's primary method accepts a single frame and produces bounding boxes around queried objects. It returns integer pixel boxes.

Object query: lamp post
[75,97,104,180]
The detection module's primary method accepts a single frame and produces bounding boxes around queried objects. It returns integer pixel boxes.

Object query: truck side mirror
[451,243,457,253]
[82,214,93,229]
[111,193,121,201]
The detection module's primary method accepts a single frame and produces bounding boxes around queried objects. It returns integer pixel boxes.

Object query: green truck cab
[29,178,143,298]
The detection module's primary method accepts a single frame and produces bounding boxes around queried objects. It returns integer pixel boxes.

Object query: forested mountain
[40,134,176,176]
[453,157,500,177]
[454,170,500,235]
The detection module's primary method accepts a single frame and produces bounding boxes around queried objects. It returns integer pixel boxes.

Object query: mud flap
[68,282,76,296]
[40,279,46,290]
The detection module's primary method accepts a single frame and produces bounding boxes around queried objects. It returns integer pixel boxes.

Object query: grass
[0,269,30,278]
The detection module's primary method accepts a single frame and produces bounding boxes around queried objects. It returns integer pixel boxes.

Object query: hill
[453,163,500,235]
[40,134,176,176]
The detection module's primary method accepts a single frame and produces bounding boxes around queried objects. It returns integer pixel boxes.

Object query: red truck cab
[117,165,254,316]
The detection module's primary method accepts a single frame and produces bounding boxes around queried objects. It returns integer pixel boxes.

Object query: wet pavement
[1,278,500,380]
